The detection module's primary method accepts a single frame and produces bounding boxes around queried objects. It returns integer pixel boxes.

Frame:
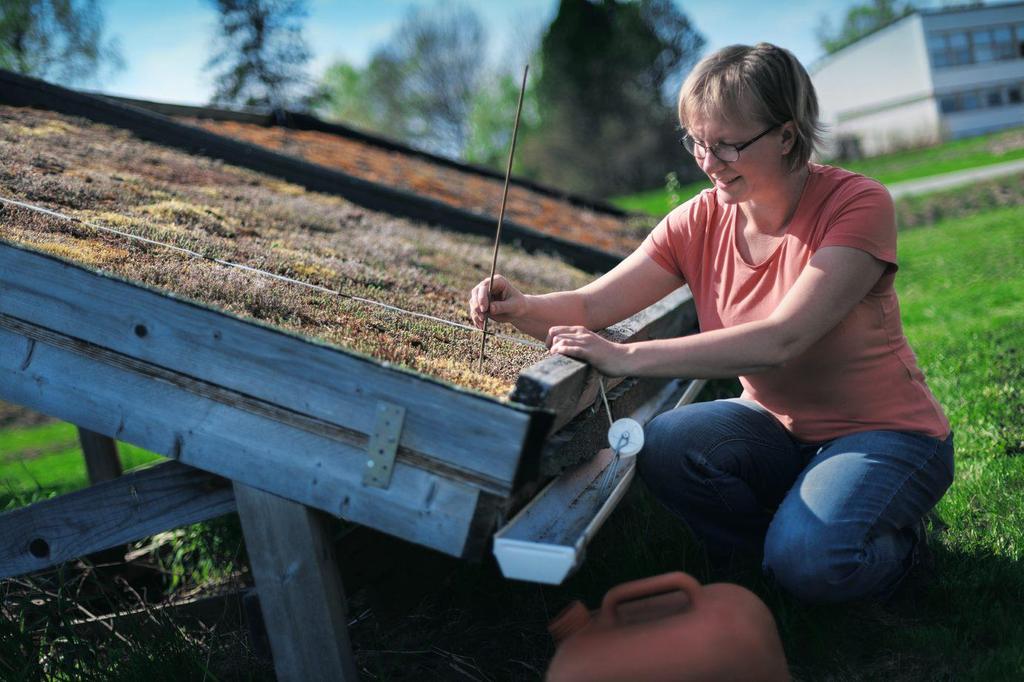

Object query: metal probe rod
[479,64,529,370]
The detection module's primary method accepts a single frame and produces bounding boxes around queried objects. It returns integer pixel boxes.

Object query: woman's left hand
[546,325,634,377]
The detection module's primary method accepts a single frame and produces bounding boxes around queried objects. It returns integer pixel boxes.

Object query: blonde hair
[678,43,824,171]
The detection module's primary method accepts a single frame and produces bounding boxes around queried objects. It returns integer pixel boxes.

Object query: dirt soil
[0,105,596,397]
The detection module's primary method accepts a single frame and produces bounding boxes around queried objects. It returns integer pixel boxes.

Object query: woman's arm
[469,248,684,341]
[548,246,887,377]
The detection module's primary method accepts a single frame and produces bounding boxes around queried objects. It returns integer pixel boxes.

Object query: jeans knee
[637,409,707,494]
[763,526,862,604]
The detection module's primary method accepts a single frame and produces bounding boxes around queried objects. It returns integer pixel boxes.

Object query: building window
[938,83,1024,113]
[939,95,958,113]
[928,33,950,67]
[993,26,1015,60]
[929,23,1024,68]
[973,29,995,63]
[949,31,972,66]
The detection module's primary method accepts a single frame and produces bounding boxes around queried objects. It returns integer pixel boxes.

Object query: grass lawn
[1,201,1022,679]
[610,177,711,216]
[0,422,162,506]
[843,125,1024,185]
[612,125,1024,217]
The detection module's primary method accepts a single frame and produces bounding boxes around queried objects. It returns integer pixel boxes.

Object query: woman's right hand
[469,274,527,329]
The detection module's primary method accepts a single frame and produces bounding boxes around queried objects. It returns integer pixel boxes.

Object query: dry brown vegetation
[189,118,649,256]
[0,105,596,396]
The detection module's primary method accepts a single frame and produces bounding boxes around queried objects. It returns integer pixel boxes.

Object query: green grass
[844,126,1024,186]
[611,125,1024,217]
[1,201,1022,679]
[0,422,162,505]
[348,205,1024,680]
[768,205,1024,680]
[610,178,711,215]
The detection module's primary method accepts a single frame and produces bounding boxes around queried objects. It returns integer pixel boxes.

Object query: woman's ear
[780,122,796,155]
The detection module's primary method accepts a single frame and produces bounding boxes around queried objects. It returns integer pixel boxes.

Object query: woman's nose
[699,150,725,175]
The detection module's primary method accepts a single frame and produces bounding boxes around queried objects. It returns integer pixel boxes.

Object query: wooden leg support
[77,427,122,483]
[233,483,358,682]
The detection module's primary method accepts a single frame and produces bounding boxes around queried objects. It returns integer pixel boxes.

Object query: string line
[0,194,546,350]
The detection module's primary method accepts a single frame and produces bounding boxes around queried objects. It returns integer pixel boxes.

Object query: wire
[598,377,614,427]
[0,194,546,351]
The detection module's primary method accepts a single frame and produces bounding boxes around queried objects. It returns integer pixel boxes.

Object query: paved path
[887,158,1024,199]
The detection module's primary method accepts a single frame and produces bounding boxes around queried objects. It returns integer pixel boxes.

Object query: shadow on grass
[345,482,1024,682]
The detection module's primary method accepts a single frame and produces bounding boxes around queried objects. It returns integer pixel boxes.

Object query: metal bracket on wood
[362,402,405,489]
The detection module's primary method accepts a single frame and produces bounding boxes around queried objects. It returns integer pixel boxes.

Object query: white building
[810,2,1024,158]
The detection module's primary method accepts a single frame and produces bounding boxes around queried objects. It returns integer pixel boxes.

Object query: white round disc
[607,418,644,456]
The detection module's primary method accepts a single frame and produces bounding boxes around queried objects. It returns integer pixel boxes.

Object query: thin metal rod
[479,64,529,370]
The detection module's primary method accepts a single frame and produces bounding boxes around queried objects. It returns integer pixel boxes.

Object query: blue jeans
[637,399,955,603]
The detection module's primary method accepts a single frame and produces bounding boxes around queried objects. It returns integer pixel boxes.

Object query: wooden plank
[0,460,234,579]
[0,69,620,274]
[0,317,483,557]
[77,428,122,483]
[0,242,545,491]
[510,287,697,434]
[538,376,672,476]
[234,484,358,682]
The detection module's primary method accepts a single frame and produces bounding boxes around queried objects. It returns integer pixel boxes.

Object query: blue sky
[100,0,952,105]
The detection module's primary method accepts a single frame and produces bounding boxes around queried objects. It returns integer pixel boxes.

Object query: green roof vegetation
[0,105,596,397]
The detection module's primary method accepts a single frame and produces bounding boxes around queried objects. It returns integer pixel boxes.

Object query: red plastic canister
[546,572,789,682]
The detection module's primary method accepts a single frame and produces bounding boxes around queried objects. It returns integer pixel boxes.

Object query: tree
[520,0,705,196]
[817,0,916,55]
[0,0,123,86]
[463,68,540,171]
[314,61,376,130]
[315,4,486,158]
[205,0,312,110]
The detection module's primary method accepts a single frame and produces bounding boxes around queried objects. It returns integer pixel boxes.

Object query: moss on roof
[0,105,595,397]
[187,118,655,256]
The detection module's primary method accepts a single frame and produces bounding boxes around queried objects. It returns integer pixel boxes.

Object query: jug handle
[598,572,701,626]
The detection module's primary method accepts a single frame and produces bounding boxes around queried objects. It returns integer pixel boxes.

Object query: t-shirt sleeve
[820,177,897,267]
[640,193,708,282]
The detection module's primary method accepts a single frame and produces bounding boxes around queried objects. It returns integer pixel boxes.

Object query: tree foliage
[520,0,705,196]
[0,0,122,85]
[317,4,486,157]
[463,68,540,171]
[817,0,916,55]
[205,0,312,110]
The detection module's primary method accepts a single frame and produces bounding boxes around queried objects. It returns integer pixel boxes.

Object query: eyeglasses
[680,124,780,163]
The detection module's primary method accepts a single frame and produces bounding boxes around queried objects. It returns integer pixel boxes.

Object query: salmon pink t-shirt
[641,164,950,443]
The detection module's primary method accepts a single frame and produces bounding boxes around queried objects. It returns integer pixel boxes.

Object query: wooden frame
[0,70,701,679]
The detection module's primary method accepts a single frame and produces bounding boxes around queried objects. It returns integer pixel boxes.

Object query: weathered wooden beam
[0,315,484,557]
[234,484,358,682]
[0,242,547,493]
[0,460,234,579]
[0,69,620,274]
[510,287,698,435]
[77,428,122,483]
[539,376,671,476]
